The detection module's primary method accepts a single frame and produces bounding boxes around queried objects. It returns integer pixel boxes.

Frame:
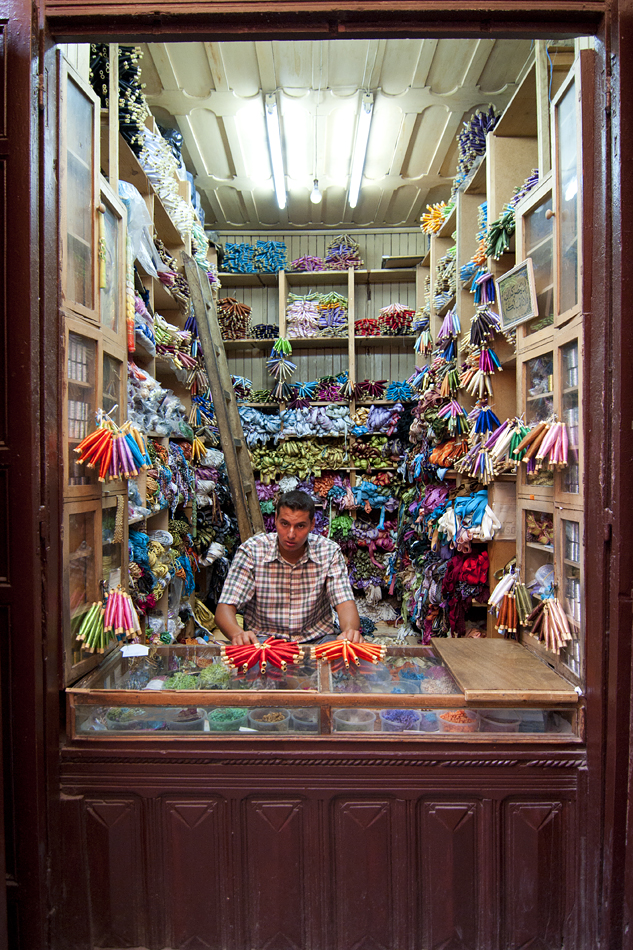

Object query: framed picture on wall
[496,257,538,330]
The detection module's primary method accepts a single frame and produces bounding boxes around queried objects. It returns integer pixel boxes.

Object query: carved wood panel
[501,800,568,950]
[83,796,145,949]
[57,774,582,950]
[162,796,228,950]
[418,800,481,950]
[330,798,396,950]
[242,796,311,950]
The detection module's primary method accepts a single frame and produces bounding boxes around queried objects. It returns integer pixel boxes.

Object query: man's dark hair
[275,490,315,521]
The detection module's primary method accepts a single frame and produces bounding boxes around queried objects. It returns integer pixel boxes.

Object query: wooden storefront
[0,0,632,948]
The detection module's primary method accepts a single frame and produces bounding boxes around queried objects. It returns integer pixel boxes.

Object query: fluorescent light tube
[265,93,286,210]
[348,92,374,210]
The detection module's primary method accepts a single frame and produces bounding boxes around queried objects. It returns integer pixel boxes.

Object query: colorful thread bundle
[420,201,450,235]
[378,303,415,336]
[324,234,363,270]
[74,419,151,481]
[217,297,252,341]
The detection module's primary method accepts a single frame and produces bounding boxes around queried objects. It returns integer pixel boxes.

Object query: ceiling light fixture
[265,93,286,210]
[310,179,322,204]
[348,91,374,210]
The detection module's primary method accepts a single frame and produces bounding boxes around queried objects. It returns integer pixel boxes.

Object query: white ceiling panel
[140,38,533,230]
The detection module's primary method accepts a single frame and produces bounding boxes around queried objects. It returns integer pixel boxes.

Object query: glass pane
[69,509,97,665]
[68,333,98,487]
[102,503,122,590]
[556,80,579,314]
[102,354,122,424]
[525,352,554,487]
[100,204,120,333]
[561,340,580,493]
[524,508,554,596]
[66,76,94,310]
[560,517,582,676]
[524,193,554,335]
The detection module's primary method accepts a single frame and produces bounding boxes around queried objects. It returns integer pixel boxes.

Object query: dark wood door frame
[7,1,627,948]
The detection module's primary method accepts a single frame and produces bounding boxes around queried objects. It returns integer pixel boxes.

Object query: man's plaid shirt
[218,531,354,643]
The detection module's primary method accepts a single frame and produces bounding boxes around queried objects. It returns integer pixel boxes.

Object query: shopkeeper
[215,490,363,645]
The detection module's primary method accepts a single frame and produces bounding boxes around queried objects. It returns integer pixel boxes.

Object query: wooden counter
[434,638,578,703]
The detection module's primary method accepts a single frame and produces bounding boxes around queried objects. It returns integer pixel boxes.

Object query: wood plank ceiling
[140,38,534,231]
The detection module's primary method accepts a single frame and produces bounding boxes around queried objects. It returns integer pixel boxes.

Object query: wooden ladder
[183,254,265,541]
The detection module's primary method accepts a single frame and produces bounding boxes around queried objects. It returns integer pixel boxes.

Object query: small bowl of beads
[379,709,421,732]
[248,708,290,733]
[438,709,479,733]
[166,707,207,732]
[333,708,377,732]
[207,707,249,732]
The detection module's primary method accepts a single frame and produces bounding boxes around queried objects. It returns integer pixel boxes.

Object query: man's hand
[228,630,259,646]
[337,628,364,643]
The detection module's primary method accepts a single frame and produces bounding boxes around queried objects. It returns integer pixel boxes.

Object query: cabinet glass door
[102,497,124,592]
[61,58,99,321]
[67,331,98,489]
[522,189,554,335]
[523,507,554,596]
[66,503,100,681]
[560,339,580,495]
[558,512,583,680]
[553,65,581,321]
[99,182,127,350]
[102,352,123,424]
[524,352,554,488]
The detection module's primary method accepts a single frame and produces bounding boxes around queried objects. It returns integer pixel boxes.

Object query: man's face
[275,505,314,558]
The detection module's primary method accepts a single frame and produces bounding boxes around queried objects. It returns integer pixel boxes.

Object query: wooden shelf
[153,195,184,249]
[355,335,416,346]
[286,269,349,286]
[494,62,538,138]
[463,155,487,195]
[436,296,456,317]
[118,138,150,195]
[438,206,457,238]
[285,336,349,349]
[381,254,425,269]
[218,272,278,287]
[223,338,277,351]
[526,542,554,552]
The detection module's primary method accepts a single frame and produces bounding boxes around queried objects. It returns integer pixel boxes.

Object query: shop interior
[60,36,588,739]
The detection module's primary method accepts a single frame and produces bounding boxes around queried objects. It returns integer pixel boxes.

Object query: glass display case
[67,641,581,740]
